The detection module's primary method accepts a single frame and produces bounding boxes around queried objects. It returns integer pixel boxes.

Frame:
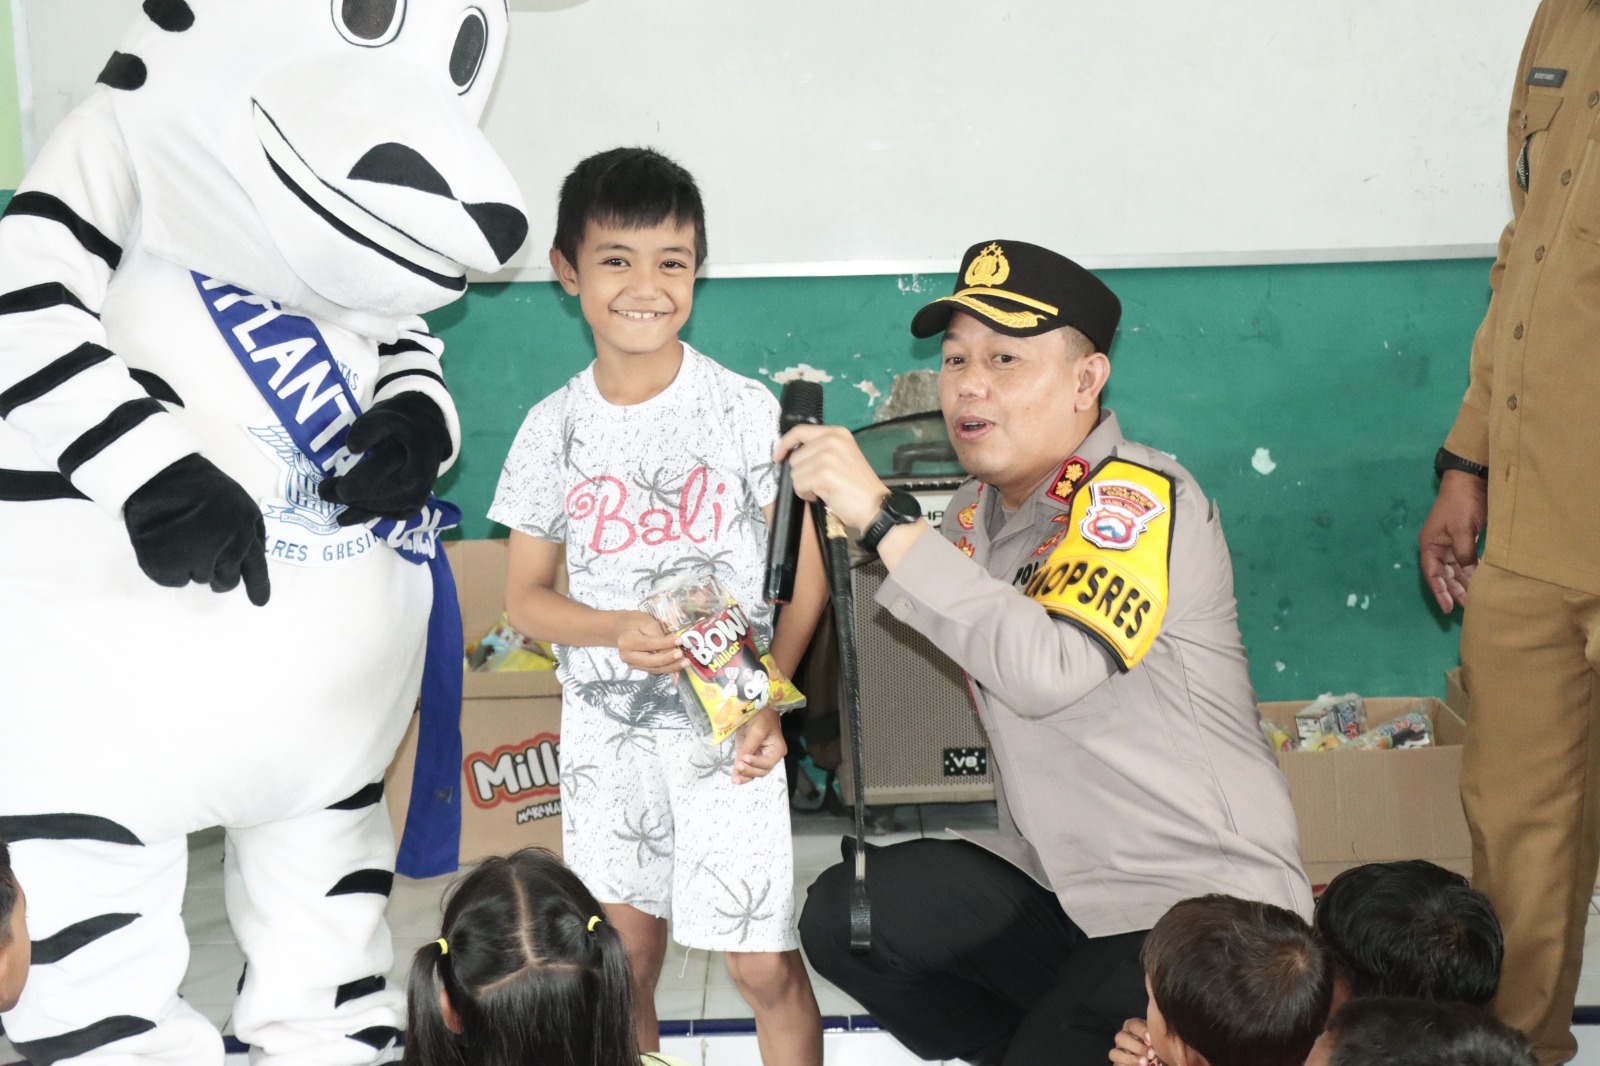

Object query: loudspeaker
[836,557,993,806]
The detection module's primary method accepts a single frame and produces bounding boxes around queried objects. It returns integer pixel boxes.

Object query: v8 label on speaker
[943,747,987,776]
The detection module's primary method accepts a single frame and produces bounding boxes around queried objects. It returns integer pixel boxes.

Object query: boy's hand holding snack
[640,575,805,749]
[732,707,786,785]
[615,610,688,675]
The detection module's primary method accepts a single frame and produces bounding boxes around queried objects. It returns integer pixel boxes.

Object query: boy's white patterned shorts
[559,698,800,953]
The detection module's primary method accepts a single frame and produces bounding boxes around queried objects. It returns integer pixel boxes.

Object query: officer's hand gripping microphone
[764,379,824,604]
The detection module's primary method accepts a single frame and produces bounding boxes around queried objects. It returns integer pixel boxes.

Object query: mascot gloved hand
[318,391,452,525]
[125,453,273,604]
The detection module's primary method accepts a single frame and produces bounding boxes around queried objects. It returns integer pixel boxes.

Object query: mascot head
[103,0,528,326]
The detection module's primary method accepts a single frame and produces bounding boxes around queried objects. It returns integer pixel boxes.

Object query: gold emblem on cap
[965,243,1011,288]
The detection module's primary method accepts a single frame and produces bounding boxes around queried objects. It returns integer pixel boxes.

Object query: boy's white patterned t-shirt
[490,345,781,730]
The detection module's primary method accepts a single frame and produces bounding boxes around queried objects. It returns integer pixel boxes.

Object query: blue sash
[193,272,463,878]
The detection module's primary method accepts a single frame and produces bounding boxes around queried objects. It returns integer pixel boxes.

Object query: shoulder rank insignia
[1022,458,1174,671]
[1045,456,1090,507]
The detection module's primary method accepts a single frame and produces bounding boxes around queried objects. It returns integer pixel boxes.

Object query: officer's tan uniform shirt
[1444,0,1600,594]
[876,412,1311,937]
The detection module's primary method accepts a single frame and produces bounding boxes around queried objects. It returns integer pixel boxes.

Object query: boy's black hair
[552,147,707,269]
[401,847,639,1066]
[1142,894,1332,1066]
[1314,859,1502,1006]
[0,839,14,944]
[1326,997,1536,1066]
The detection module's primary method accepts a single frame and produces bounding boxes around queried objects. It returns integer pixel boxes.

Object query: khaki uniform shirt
[876,412,1312,937]
[1444,0,1600,594]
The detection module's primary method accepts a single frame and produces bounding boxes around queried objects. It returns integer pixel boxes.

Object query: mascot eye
[451,8,489,92]
[333,0,406,46]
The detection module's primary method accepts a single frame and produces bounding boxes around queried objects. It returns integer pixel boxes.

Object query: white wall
[19,0,1538,276]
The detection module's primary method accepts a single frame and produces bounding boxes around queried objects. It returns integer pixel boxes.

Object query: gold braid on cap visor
[936,287,1059,331]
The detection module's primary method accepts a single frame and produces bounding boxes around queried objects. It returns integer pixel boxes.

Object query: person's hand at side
[732,707,785,785]
[1418,470,1488,612]
[615,610,686,674]
[1108,1017,1159,1065]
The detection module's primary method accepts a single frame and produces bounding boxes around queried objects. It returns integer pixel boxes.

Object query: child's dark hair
[1314,859,1502,1006]
[1142,894,1332,1066]
[402,847,639,1066]
[552,147,707,269]
[0,838,14,942]
[1325,997,1535,1066]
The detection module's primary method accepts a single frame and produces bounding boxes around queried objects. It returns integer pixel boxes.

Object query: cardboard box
[1261,697,1469,886]
[1444,667,1470,721]
[386,539,565,867]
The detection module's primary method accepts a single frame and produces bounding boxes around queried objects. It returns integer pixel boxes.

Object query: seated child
[491,146,827,1064]
[1314,860,1502,1008]
[1305,996,1535,1066]
[402,846,689,1066]
[1,839,28,1015]
[1110,894,1331,1066]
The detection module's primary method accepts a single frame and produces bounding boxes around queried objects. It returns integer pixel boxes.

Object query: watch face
[885,490,922,522]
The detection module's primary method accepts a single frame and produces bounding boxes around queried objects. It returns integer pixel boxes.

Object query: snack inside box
[1259,697,1469,887]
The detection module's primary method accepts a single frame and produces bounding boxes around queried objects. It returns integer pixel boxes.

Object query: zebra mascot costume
[0,2,525,1063]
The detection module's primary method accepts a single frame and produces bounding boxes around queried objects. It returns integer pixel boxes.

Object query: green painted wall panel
[0,161,1486,700]
[0,2,20,189]
[426,259,1491,702]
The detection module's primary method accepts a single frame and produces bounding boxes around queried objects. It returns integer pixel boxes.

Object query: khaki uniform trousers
[1462,561,1600,1065]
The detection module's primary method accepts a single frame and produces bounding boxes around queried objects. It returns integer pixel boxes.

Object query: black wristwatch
[859,490,922,554]
[1434,447,1488,479]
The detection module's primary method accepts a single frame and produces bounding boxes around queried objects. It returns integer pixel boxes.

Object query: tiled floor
[6,802,1600,1064]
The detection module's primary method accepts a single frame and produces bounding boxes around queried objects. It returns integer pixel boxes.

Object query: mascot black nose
[348,142,454,198]
[349,143,527,265]
[464,201,529,265]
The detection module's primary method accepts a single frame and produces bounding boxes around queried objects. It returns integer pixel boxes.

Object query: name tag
[1528,67,1567,88]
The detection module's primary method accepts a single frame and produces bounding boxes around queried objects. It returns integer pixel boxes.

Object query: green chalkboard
[0,177,1485,700]
[427,259,1490,702]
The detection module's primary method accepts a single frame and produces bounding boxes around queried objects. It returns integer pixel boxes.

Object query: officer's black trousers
[799,837,1147,1066]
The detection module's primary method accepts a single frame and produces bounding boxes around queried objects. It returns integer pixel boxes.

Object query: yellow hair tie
[587,915,603,933]
[436,938,449,956]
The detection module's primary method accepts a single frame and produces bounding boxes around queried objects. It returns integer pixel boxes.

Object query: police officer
[779,240,1311,1066]
[1418,4,1600,1061]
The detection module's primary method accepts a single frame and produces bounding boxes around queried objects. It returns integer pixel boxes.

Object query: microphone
[764,380,824,604]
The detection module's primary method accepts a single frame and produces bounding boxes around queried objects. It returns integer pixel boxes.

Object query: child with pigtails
[402,847,688,1066]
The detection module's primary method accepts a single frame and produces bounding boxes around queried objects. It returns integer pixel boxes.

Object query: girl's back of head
[403,847,640,1066]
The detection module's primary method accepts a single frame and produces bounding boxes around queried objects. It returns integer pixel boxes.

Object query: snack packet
[1259,717,1294,753]
[466,614,556,673]
[1295,692,1367,748]
[1339,709,1432,750]
[641,575,803,744]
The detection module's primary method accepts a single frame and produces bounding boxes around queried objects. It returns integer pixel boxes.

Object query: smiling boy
[489,148,827,1065]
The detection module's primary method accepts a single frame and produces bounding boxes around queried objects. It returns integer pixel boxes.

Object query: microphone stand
[810,499,872,954]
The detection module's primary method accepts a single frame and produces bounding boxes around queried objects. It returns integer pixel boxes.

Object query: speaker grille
[839,560,994,805]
